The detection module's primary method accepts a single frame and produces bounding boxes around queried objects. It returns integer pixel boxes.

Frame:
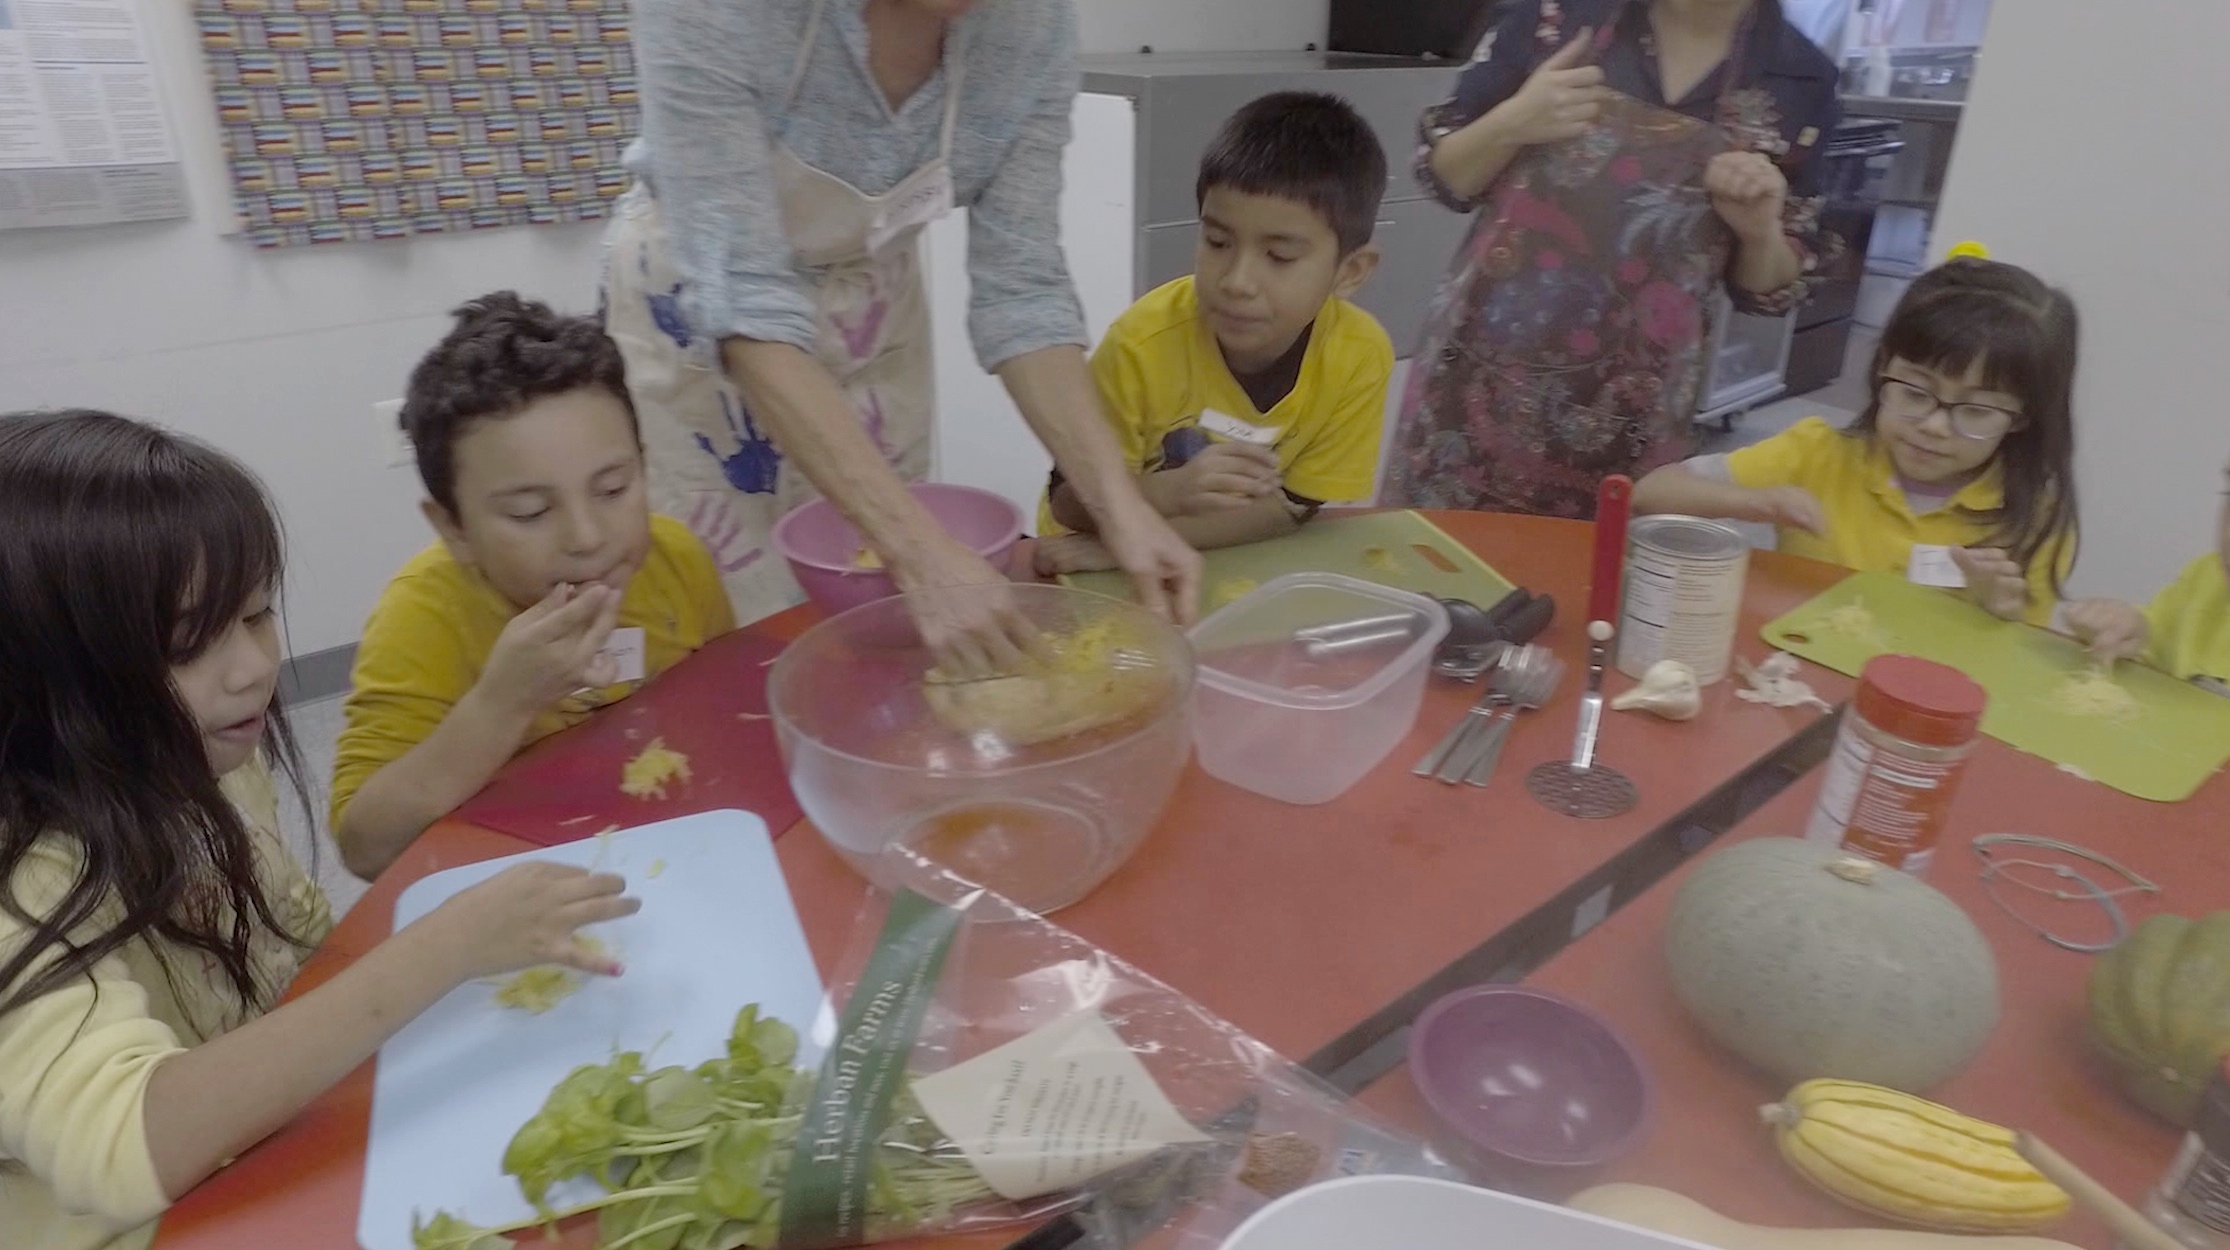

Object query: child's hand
[1149,442,1281,517]
[1032,533,1122,577]
[1951,547,2029,621]
[1747,485,1828,536]
[2065,598,2149,663]
[418,861,638,983]
[1706,152,1789,244]
[477,582,623,717]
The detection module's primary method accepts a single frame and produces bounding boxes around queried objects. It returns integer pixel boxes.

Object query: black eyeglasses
[1876,376,2021,441]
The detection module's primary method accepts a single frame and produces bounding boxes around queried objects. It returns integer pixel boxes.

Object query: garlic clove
[1612,659,1702,721]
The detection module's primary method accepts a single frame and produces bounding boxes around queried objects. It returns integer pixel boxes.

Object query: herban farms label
[910,1011,1210,1201]
[777,890,962,1250]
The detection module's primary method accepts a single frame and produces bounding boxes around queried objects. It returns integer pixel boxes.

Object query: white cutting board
[356,811,827,1250]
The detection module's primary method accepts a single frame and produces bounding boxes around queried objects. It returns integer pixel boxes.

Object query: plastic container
[1407,986,1653,1186]
[1804,654,1986,875]
[1223,1175,1708,1250]
[768,583,1193,914]
[2145,1058,2230,1250]
[1188,573,1449,805]
[773,483,1023,616]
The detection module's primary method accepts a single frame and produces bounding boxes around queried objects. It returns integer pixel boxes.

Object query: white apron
[602,0,962,624]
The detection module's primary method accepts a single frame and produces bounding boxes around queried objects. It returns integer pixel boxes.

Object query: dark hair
[402,290,636,513]
[1196,91,1388,255]
[1849,257,2082,595]
[0,410,313,1022]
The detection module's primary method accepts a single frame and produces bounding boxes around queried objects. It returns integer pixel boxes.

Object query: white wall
[1929,0,2230,601]
[0,0,1326,658]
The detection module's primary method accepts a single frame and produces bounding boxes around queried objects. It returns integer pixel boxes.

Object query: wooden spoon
[2014,1132,2183,1250]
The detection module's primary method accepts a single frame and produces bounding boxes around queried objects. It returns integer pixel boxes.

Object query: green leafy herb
[416,1006,997,1250]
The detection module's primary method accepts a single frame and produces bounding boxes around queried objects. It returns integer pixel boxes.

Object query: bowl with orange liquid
[768,583,1194,913]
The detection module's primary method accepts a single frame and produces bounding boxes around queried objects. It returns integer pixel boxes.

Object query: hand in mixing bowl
[889,530,1041,680]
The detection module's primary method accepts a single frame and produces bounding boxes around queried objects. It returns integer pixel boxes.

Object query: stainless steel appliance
[1786,116,1904,395]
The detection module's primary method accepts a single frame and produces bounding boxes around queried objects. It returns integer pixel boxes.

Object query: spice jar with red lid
[1804,654,1987,875]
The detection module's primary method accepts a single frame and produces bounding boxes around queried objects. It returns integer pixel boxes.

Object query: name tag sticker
[597,626,647,683]
[867,161,954,254]
[1906,544,1967,589]
[1198,408,1281,446]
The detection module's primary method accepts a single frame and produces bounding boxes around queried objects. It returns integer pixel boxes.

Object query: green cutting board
[1762,570,2230,802]
[1063,510,1515,612]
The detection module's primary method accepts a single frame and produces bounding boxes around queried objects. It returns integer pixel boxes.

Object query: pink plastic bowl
[773,483,1024,616]
[1407,986,1653,1179]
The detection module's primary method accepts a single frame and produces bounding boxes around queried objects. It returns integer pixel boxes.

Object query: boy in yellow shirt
[333,293,734,878]
[2067,458,2230,691]
[1035,92,1394,573]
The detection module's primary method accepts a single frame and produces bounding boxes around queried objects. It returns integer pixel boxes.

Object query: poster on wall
[194,0,637,249]
[0,0,189,230]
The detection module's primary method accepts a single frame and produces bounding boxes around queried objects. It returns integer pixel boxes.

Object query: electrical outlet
[374,399,412,469]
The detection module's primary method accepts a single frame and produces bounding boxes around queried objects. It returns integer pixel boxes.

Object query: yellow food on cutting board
[1821,600,1893,648]
[1762,1080,2071,1233]
[1569,1184,2082,1250]
[2049,666,2140,724]
[619,737,692,800]
[491,936,608,1014]
[1211,577,1258,608]
[850,546,884,571]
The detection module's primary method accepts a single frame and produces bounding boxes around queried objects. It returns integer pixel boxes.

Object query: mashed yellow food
[619,738,692,800]
[2051,666,2141,724]
[492,936,608,1014]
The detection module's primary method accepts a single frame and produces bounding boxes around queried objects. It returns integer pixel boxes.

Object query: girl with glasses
[1633,257,2080,624]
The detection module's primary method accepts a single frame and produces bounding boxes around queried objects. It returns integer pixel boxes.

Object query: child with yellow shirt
[333,294,735,879]
[1035,92,1394,574]
[0,410,634,1250]
[2066,458,2230,691]
[1633,259,2081,627]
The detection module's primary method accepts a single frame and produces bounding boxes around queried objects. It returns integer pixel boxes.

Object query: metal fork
[1459,652,1567,788]
[1413,649,1521,779]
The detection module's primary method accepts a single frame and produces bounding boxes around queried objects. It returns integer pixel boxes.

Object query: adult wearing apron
[610,0,1198,669]
[1384,0,1840,519]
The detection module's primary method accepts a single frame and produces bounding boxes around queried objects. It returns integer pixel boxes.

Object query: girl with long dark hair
[0,410,639,1250]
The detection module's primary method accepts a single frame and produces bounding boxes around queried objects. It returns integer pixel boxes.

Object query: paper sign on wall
[910,1011,1211,1201]
[0,0,188,230]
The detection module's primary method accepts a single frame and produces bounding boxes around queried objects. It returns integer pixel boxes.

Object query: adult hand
[420,862,639,983]
[1706,151,1789,244]
[1495,30,1615,147]
[1951,546,2029,621]
[1747,485,1828,536]
[1033,533,1122,577]
[889,531,1040,681]
[1145,442,1282,517]
[1097,498,1204,626]
[476,582,623,717]
[2065,598,2149,663]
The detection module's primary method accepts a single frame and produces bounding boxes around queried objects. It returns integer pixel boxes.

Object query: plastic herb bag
[415,858,1454,1250]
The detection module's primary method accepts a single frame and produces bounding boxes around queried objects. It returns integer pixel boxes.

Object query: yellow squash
[1762,1080,2071,1233]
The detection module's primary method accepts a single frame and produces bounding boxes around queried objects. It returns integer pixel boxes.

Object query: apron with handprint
[602,0,956,624]
[1385,13,1749,521]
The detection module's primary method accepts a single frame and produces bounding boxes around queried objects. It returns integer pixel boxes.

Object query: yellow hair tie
[1946,240,1990,260]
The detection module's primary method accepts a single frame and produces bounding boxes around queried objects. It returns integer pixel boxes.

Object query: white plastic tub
[1188,573,1449,805]
[1222,1175,1711,1250]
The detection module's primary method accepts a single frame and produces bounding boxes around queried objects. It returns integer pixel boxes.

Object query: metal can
[1618,515,1749,686]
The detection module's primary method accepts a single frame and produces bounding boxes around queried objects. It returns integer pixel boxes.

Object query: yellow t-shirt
[0,759,333,1250]
[1724,417,2070,626]
[1040,275,1393,534]
[2144,553,2230,685]
[332,513,735,828]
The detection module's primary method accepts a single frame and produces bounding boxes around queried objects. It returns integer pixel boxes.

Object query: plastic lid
[1854,655,1986,747]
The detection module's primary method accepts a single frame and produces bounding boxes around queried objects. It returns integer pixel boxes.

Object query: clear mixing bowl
[768,583,1195,913]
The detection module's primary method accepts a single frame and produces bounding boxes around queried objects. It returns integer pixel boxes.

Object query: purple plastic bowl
[1407,986,1653,1174]
[773,483,1024,616]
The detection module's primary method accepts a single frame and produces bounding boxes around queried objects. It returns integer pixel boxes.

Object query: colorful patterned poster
[194,0,635,248]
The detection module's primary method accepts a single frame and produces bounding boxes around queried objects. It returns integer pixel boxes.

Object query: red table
[155,512,1860,1250]
[1362,735,2222,1249]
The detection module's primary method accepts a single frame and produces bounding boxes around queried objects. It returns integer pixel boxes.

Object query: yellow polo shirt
[2144,553,2230,685]
[332,514,735,829]
[1724,417,2069,626]
[1041,276,1393,534]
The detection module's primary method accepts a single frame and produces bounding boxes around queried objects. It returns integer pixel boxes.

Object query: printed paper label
[1198,408,1281,446]
[1906,544,1967,588]
[910,1011,1211,1201]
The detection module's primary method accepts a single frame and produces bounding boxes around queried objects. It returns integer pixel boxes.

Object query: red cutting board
[451,628,801,845]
